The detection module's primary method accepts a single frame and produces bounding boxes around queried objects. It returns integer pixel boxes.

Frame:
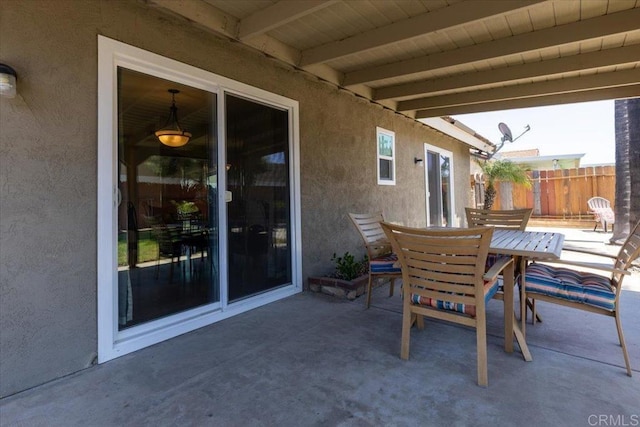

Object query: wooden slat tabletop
[490,229,564,260]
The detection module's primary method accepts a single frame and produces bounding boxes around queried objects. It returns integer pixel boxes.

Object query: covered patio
[2,0,640,407]
[2,227,638,426]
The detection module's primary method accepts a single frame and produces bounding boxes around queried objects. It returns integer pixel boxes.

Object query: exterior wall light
[0,64,17,98]
[155,89,192,147]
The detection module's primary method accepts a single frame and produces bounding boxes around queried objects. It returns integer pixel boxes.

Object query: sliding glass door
[117,68,219,329]
[98,36,301,362]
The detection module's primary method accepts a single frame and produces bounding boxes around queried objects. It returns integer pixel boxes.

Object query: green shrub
[331,252,368,281]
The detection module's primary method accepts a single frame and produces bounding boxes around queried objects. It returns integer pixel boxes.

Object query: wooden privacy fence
[472,166,615,219]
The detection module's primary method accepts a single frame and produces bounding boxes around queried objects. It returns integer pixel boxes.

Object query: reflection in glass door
[226,94,292,301]
[117,67,219,330]
[424,144,453,227]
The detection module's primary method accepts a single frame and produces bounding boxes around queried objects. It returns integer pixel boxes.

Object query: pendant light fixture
[155,89,192,147]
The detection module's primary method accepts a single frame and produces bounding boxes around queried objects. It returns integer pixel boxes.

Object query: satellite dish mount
[490,122,531,158]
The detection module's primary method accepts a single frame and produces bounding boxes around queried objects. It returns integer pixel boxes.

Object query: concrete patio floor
[1,227,639,426]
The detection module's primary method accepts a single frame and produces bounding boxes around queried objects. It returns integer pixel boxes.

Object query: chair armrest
[534,259,630,276]
[483,256,514,282]
[562,245,618,260]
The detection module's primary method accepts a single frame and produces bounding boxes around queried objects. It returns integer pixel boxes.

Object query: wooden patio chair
[587,197,615,232]
[523,220,640,376]
[465,207,532,231]
[348,213,401,309]
[381,223,514,387]
[465,207,540,322]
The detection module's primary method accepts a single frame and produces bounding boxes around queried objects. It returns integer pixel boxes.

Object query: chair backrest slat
[349,213,386,244]
[381,223,493,304]
[587,197,611,210]
[349,213,392,259]
[465,208,532,231]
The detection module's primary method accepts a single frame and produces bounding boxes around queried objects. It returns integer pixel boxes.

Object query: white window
[377,127,396,185]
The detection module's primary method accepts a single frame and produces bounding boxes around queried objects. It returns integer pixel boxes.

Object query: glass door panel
[425,146,453,227]
[117,67,219,330]
[225,94,292,301]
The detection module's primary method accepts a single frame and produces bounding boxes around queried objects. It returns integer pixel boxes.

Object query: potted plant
[308,252,369,300]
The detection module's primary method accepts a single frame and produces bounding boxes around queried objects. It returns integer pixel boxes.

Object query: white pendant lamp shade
[155,89,191,147]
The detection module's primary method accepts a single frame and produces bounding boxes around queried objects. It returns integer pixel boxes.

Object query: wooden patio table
[488,228,565,361]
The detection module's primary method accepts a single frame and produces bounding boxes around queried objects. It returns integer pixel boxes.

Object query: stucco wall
[0,0,471,397]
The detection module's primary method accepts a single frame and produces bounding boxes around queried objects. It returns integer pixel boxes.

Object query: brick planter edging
[307,274,369,300]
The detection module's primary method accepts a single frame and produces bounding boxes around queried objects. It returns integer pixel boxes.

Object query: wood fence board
[531,170,540,215]
[477,165,615,218]
[603,166,616,205]
[512,178,527,209]
[540,170,550,215]
[577,167,589,217]
[549,170,559,217]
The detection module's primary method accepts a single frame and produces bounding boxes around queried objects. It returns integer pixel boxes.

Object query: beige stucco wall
[0,0,471,397]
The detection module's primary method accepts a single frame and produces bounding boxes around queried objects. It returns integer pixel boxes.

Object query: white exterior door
[424,143,454,227]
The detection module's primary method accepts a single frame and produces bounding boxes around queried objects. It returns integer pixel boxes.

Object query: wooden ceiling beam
[344,8,640,86]
[299,0,543,67]
[239,0,338,40]
[414,85,640,118]
[148,0,239,39]
[374,45,640,101]
[148,0,348,88]
[398,69,640,111]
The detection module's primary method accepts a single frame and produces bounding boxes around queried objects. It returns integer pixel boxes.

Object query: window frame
[376,127,396,186]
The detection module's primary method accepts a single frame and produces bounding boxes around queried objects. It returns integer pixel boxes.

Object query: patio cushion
[370,253,401,273]
[410,278,500,317]
[525,263,616,311]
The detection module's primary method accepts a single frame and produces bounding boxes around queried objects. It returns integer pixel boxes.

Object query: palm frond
[479,159,531,188]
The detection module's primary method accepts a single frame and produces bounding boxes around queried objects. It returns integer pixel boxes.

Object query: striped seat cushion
[370,253,401,273]
[525,263,616,311]
[410,278,500,318]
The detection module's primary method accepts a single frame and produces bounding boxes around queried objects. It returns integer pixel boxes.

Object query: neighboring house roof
[497,152,585,170]
[499,149,540,158]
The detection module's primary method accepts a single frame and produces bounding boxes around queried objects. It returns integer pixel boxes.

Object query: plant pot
[307,274,369,300]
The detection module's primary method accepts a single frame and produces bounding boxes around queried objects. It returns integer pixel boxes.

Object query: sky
[453,100,615,166]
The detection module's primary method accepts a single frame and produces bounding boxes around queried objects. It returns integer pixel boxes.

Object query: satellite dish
[488,122,531,159]
[498,122,513,143]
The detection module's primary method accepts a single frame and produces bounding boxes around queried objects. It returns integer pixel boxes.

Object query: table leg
[503,260,514,353]
[513,321,532,361]
[517,257,532,361]
[520,257,527,338]
[506,258,533,362]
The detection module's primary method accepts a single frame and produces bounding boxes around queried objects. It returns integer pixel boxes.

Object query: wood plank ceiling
[148,0,640,121]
